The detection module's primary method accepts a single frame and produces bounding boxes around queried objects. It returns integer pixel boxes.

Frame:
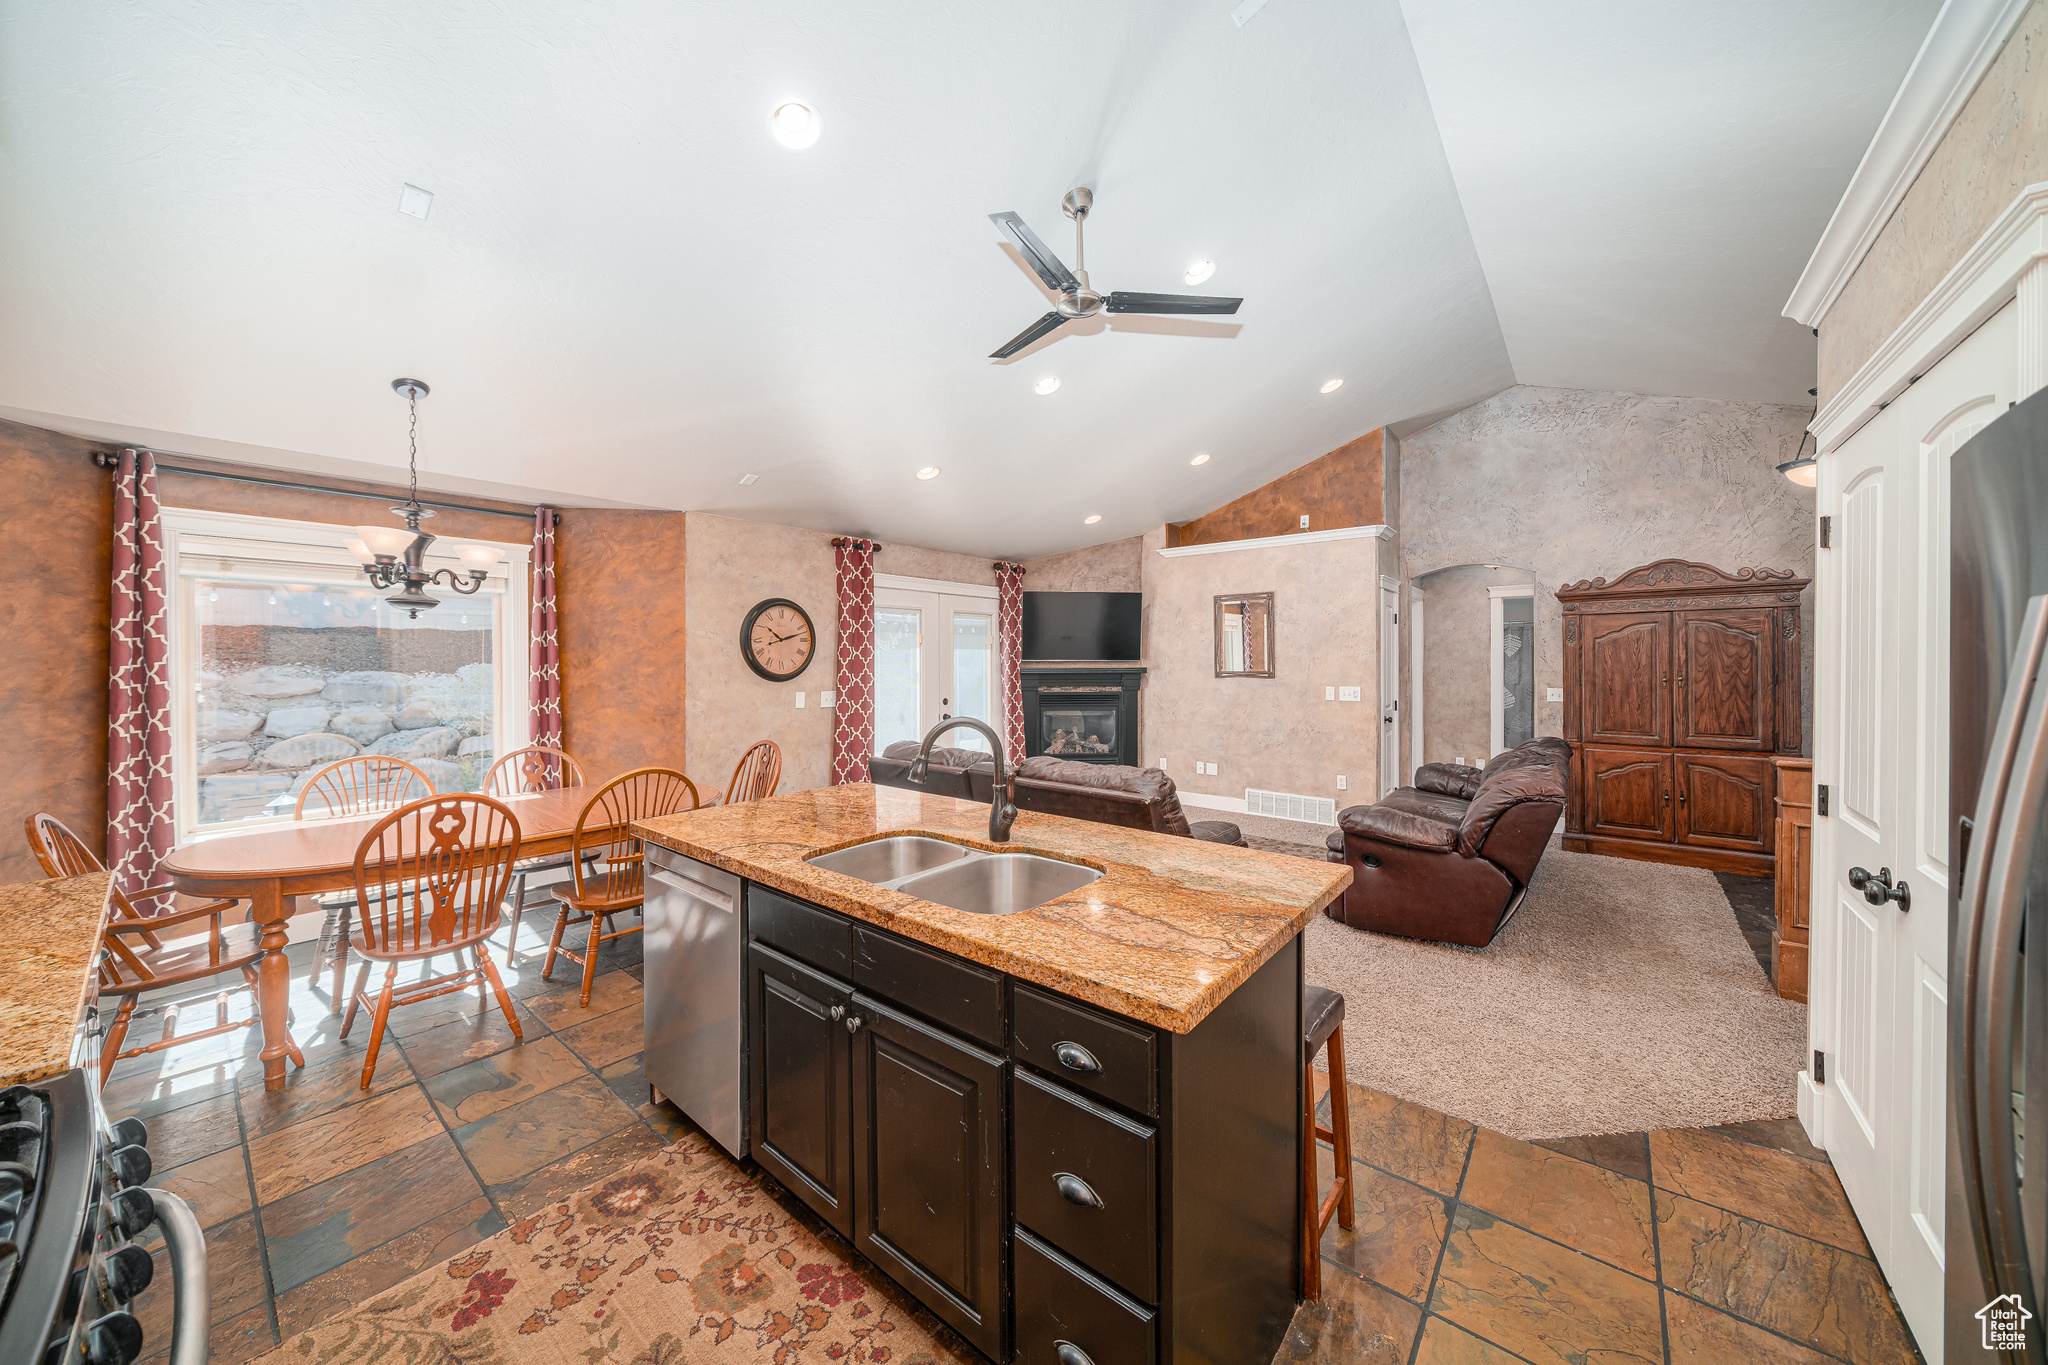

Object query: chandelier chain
[407,390,420,507]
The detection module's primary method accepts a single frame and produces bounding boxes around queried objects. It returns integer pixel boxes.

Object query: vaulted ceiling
[0,1,1934,559]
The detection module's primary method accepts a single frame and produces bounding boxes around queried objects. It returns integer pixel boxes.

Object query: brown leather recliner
[869,741,996,802]
[1012,756,1248,846]
[1322,737,1571,947]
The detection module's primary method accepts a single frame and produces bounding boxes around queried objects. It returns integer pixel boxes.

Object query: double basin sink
[804,836,1101,916]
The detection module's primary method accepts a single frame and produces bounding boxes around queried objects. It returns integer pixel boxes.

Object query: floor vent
[1244,788,1337,825]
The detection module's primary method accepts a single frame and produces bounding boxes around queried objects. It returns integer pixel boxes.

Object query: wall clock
[741,598,817,682]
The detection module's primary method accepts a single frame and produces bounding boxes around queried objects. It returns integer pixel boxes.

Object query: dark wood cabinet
[1562,560,1808,875]
[747,941,854,1237]
[850,993,1006,1358]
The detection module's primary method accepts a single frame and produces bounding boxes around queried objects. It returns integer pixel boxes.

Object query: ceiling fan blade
[989,212,1080,295]
[990,311,1069,359]
[1104,291,1243,316]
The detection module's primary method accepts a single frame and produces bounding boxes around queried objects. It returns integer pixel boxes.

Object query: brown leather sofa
[1011,756,1248,846]
[1322,737,1571,947]
[869,745,1247,846]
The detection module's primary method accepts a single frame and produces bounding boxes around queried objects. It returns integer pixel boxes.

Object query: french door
[1815,298,2016,1357]
[873,583,998,754]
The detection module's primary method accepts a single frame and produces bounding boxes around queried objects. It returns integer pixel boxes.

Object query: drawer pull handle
[1053,1041,1101,1074]
[1054,1173,1104,1209]
[1054,1343,1096,1365]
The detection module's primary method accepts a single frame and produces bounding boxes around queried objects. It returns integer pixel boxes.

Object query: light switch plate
[793,692,805,708]
[1325,686,1336,701]
[821,690,835,706]
[1338,685,1362,702]
[1546,687,1564,703]
[1336,776,1347,790]
[1298,514,1310,529]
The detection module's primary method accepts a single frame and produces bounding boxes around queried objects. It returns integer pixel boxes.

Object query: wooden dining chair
[339,794,524,1089]
[544,767,700,1005]
[484,744,589,966]
[721,740,782,805]
[24,813,305,1086]
[295,756,436,1008]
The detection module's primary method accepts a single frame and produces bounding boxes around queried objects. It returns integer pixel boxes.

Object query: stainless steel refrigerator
[1951,384,2048,1361]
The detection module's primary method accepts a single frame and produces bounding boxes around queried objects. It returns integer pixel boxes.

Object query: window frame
[162,506,533,844]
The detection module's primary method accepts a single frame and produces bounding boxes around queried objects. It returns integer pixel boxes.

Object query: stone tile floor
[110,911,1921,1364]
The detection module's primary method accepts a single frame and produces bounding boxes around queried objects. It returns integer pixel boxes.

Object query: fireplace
[1021,667,1143,767]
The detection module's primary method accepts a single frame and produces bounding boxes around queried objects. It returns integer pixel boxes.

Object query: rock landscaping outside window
[189,579,500,828]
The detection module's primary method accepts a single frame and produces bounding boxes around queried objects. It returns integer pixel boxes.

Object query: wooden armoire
[1559,559,1809,875]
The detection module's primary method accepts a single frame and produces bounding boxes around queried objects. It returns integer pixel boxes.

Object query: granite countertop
[635,784,1349,1034]
[0,872,110,1089]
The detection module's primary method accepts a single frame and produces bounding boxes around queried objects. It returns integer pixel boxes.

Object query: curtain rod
[92,451,557,524]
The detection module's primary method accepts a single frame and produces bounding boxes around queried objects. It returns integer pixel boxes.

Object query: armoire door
[1581,612,1671,746]
[1676,609,1773,750]
[1580,747,1674,841]
[1674,753,1773,852]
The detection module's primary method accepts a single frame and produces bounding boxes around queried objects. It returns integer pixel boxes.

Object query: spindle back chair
[296,754,437,1008]
[544,767,700,1005]
[483,744,591,964]
[722,740,783,805]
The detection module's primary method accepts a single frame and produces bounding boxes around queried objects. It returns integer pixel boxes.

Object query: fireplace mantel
[1020,667,1145,766]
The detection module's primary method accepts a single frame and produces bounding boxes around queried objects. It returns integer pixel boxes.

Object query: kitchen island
[0,872,110,1089]
[634,782,1348,1365]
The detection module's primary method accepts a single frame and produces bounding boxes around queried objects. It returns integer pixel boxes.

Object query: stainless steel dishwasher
[643,845,746,1159]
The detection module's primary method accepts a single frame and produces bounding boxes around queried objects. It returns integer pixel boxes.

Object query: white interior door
[1380,580,1402,796]
[1815,299,2016,1358]
[873,584,996,753]
[1409,588,1426,781]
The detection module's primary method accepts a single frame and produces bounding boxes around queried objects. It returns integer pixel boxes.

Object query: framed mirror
[1214,593,1274,677]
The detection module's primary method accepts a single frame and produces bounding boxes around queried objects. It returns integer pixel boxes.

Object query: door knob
[1848,866,1911,912]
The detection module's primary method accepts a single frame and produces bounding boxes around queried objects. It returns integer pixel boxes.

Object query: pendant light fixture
[1777,394,1818,487]
[350,379,502,618]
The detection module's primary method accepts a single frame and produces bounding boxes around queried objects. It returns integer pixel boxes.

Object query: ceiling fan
[987,187,1242,359]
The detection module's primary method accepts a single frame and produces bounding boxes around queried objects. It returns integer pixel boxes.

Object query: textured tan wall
[1401,385,1816,753]
[1167,429,1384,547]
[683,513,1000,795]
[1137,526,1381,806]
[1,420,114,884]
[1818,2,2047,401]
[1414,565,1553,768]
[1020,537,1144,592]
[554,510,688,784]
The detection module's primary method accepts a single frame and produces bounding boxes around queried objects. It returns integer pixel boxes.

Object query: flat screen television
[1022,591,1142,661]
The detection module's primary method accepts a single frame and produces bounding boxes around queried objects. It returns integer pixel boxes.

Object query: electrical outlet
[821,690,835,706]
[1325,686,1336,701]
[793,692,805,708]
[1336,775,1347,791]
[1546,687,1563,703]
[1338,685,1362,702]
[1456,756,1467,767]
[1204,761,1218,776]
[1299,514,1310,529]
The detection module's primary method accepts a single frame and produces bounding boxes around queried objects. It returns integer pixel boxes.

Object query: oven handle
[148,1189,210,1365]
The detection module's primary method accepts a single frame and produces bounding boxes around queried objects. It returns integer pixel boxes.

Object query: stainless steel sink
[894,853,1102,916]
[805,836,975,883]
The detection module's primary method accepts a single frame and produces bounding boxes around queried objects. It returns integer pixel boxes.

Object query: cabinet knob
[1053,1041,1101,1074]
[828,1005,845,1022]
[845,1016,864,1034]
[1054,1172,1105,1209]
[1054,1343,1097,1365]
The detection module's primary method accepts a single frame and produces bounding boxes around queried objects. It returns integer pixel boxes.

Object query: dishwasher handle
[646,865,736,913]
[148,1189,209,1365]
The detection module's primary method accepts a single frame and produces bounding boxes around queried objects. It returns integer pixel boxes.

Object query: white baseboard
[1798,1070,1825,1148]
[1178,791,1248,815]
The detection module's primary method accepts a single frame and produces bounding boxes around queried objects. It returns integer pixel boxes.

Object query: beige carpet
[1304,847,1807,1140]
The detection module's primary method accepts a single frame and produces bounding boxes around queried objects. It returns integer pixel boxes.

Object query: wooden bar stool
[1301,985,1354,1302]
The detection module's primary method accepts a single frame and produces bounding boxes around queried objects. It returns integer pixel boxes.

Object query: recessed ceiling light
[1084,515,1102,525]
[739,473,759,486]
[1189,453,1211,466]
[1034,376,1061,396]
[1184,259,1216,286]
[770,102,821,150]
[916,466,941,480]
[1320,378,1344,394]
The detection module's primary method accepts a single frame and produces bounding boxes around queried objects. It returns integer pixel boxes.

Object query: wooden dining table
[158,787,597,1091]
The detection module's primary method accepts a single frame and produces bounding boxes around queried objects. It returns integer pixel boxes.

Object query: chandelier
[348,379,502,618]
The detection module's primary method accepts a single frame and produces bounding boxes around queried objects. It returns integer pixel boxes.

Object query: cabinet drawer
[1013,1227,1155,1365]
[1013,1069,1157,1302]
[748,885,851,978]
[1012,983,1157,1118]
[853,925,1004,1049]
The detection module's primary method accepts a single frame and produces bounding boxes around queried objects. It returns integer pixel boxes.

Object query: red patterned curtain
[108,449,174,909]
[994,561,1026,764]
[831,537,878,784]
[530,508,562,750]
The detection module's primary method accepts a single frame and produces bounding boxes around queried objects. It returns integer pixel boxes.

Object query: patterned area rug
[259,1133,973,1364]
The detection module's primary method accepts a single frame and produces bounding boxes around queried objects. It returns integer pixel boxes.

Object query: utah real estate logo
[1978,1293,2032,1351]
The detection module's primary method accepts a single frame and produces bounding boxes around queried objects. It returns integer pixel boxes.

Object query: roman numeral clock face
[742,599,816,682]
